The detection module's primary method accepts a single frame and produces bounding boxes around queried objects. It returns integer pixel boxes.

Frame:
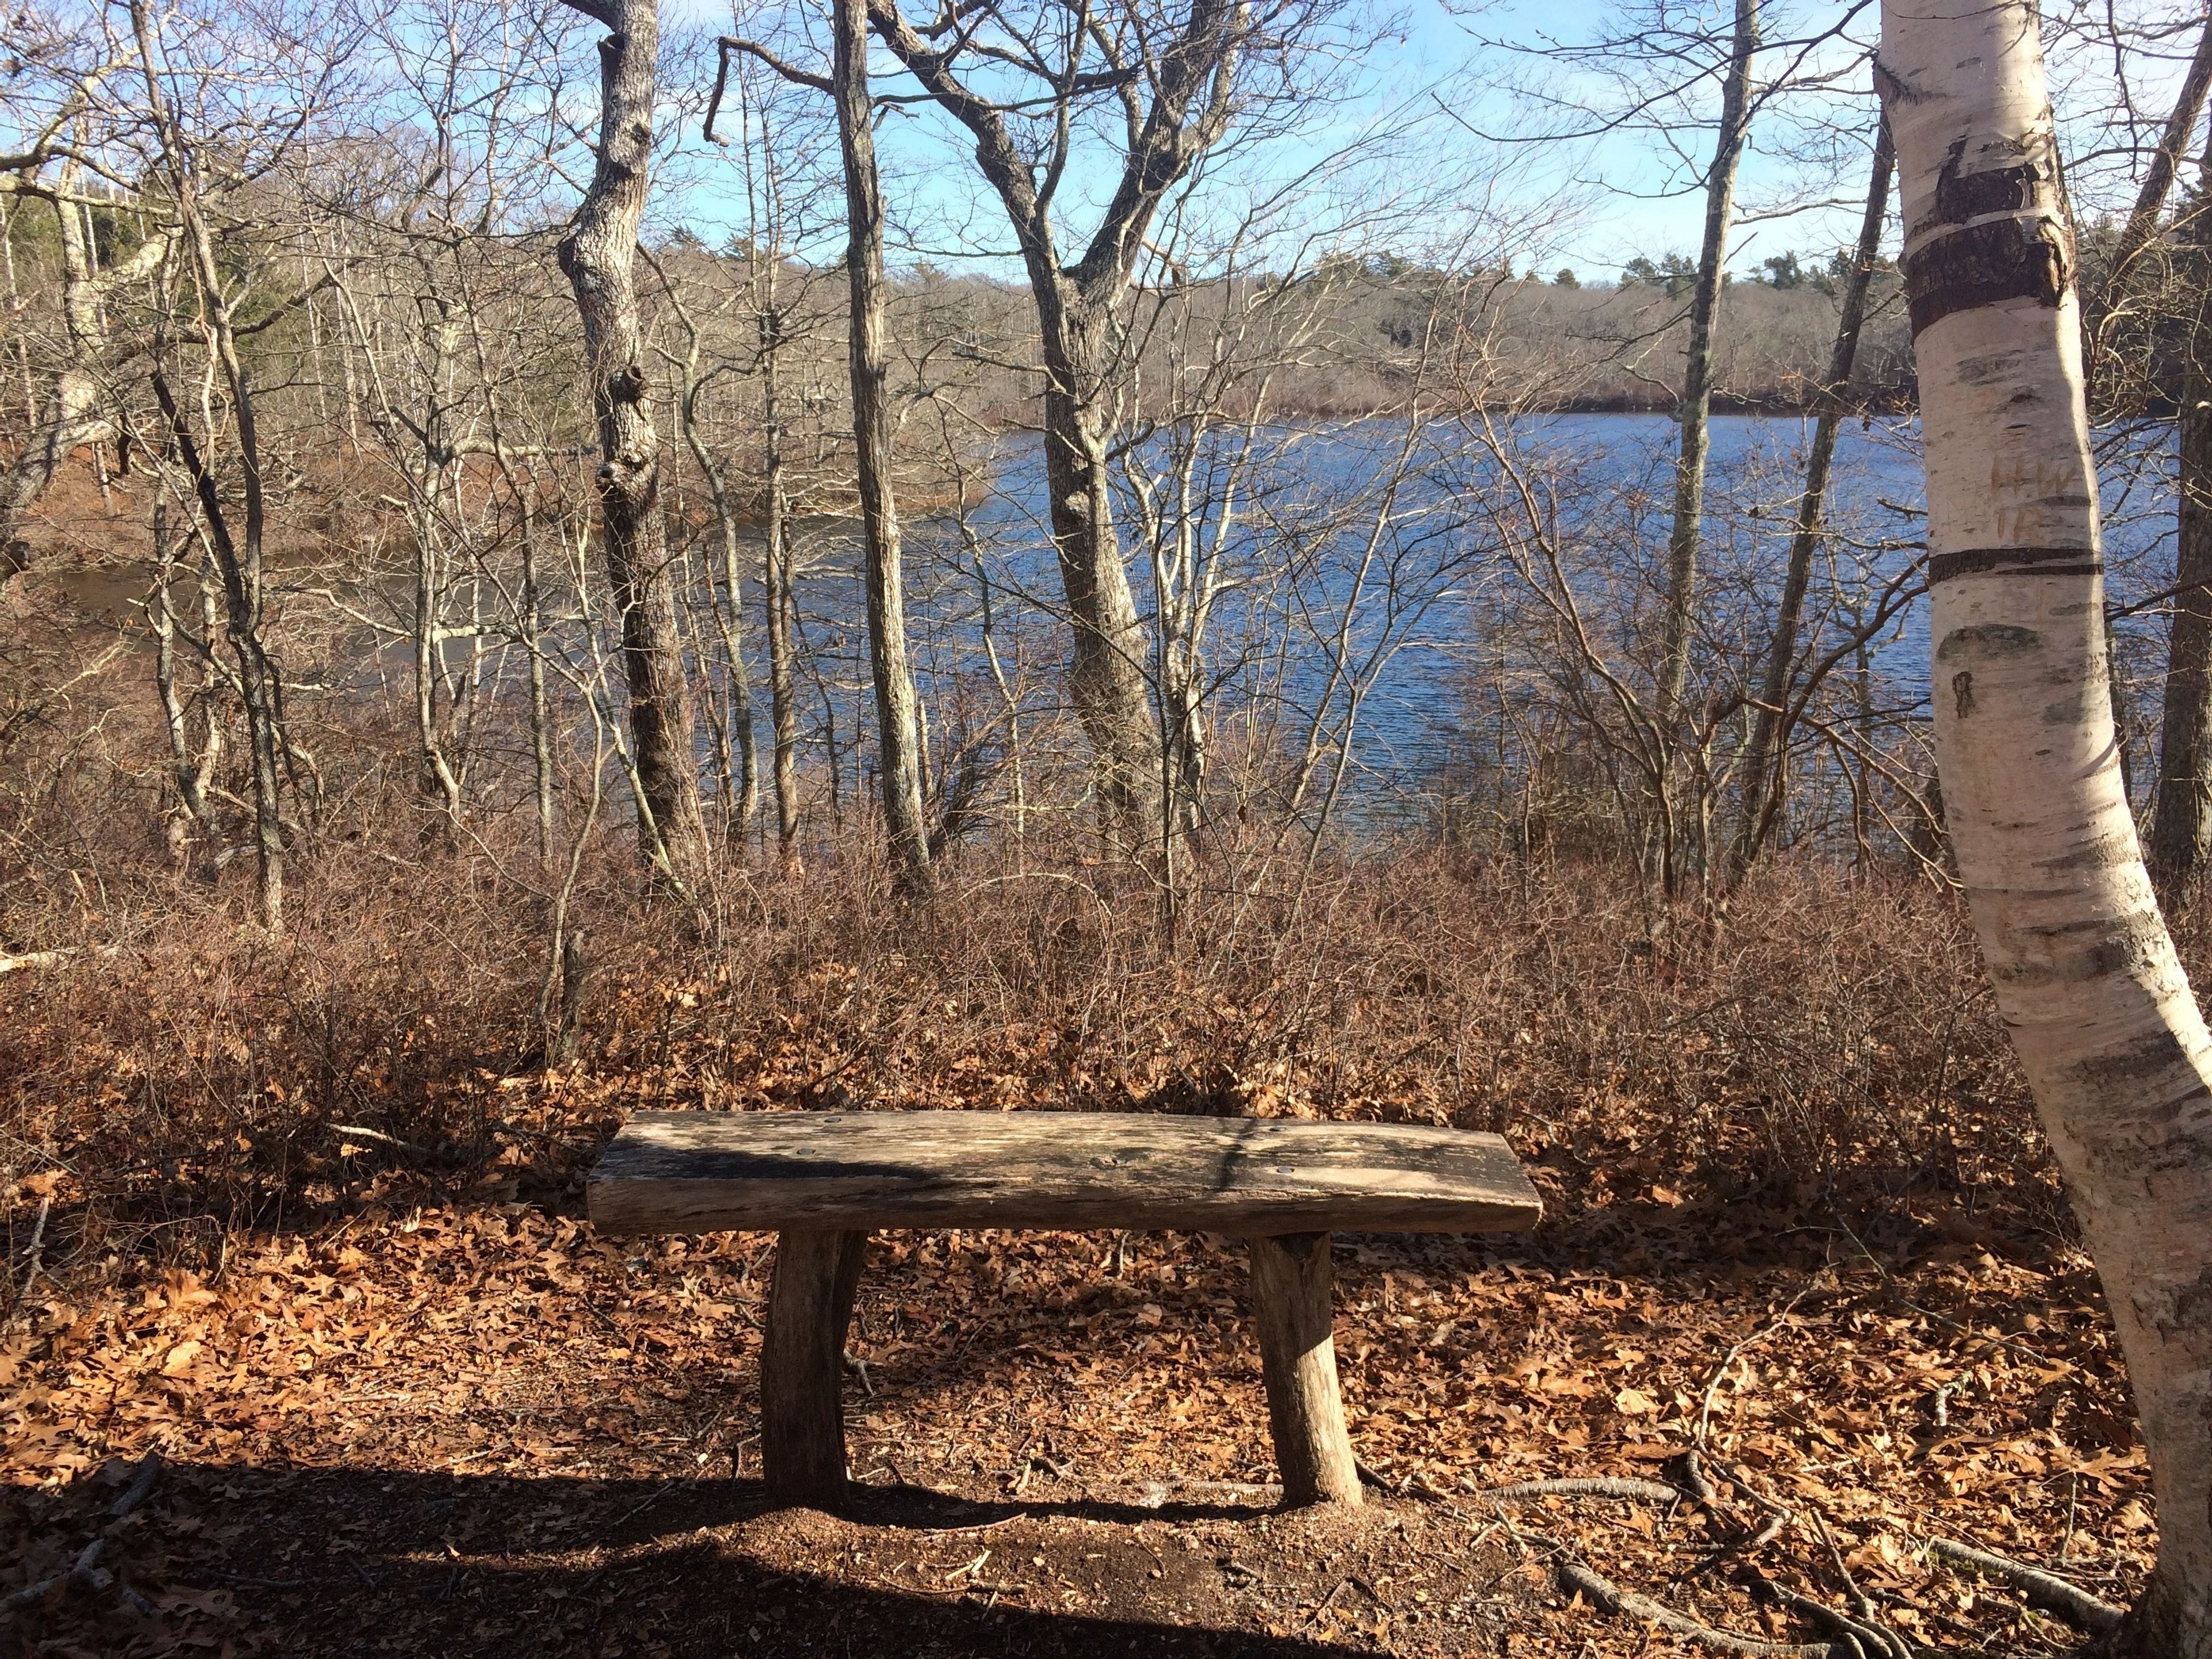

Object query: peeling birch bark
[1880,2,2212,1650]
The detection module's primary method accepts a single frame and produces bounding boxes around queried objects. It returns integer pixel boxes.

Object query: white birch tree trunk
[1881,3,2212,1650]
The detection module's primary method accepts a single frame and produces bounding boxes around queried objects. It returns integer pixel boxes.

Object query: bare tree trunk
[414,507,465,838]
[832,0,930,893]
[132,0,285,930]
[976,539,1025,853]
[859,0,1255,856]
[1656,0,1758,716]
[1040,296,1159,851]
[663,290,761,849]
[150,365,285,931]
[149,483,215,847]
[732,78,800,862]
[0,173,169,573]
[1728,117,1893,878]
[713,510,760,841]
[2150,159,2212,907]
[1881,5,2212,1653]
[762,331,802,864]
[1,201,33,429]
[521,498,556,865]
[556,0,710,890]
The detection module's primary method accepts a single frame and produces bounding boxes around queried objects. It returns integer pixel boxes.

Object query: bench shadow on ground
[48,1461,1385,1659]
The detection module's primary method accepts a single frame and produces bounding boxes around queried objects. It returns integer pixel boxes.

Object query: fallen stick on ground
[1750,1571,1910,1659]
[1556,1558,1845,1658]
[11,1194,51,1303]
[1131,1478,1282,1510]
[0,945,120,979]
[1699,1450,1796,1549]
[1747,1508,1793,1550]
[329,1125,418,1153]
[111,1453,163,1521]
[1807,1506,1902,1658]
[0,949,78,978]
[1926,1537,2124,1634]
[3,1452,167,1616]
[5,1542,108,1612]
[1486,1477,1688,1504]
[4,1571,67,1611]
[1355,1460,1452,1503]
[1695,1281,1819,1448]
[1677,1448,1721,1503]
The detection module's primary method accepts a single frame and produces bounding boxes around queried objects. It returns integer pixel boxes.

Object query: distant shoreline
[1265,391,1924,420]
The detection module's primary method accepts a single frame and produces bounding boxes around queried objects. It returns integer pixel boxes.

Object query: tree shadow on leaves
[10,1461,1391,1659]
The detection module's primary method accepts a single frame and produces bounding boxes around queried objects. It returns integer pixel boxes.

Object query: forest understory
[0,803,2162,1658]
[7,0,2212,1641]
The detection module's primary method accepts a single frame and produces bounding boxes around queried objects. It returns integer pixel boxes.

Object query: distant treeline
[1262,255,1919,416]
[848,249,1923,422]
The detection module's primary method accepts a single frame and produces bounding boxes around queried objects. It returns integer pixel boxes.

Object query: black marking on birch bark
[2040,695,2106,726]
[1906,217,2074,332]
[1954,349,2031,388]
[1870,55,1926,109]
[1952,671,1975,718]
[1937,622,2044,661]
[1925,139,2050,223]
[1995,907,2168,985]
[2041,828,2137,871]
[2142,1078,2212,1134]
[1904,139,2075,335]
[2068,1028,2195,1089]
[1930,546,2100,584]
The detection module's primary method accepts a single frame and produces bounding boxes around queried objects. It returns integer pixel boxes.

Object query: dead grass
[0,825,2049,1282]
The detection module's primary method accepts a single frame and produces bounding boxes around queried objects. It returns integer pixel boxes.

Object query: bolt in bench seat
[588,1109,1541,1511]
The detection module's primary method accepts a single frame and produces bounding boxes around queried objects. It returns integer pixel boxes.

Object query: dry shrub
[2,793,2059,1300]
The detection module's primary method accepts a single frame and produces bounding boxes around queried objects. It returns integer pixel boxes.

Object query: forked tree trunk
[2149,163,2212,908]
[863,0,1252,858]
[1728,118,1894,879]
[150,366,286,934]
[831,0,930,893]
[556,0,711,890]
[1881,5,2212,1652]
[1656,0,1759,717]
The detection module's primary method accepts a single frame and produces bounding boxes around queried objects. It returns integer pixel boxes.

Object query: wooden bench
[588,1109,1541,1511]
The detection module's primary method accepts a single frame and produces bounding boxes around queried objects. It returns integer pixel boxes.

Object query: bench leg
[1247,1230,1362,1507]
[762,1228,868,1510]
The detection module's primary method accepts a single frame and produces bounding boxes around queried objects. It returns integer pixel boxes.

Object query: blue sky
[661,0,2199,284]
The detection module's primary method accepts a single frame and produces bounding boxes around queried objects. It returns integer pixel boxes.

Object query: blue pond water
[780,412,2178,810]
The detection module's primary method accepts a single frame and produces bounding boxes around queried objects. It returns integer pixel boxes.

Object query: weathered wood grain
[588,1111,1542,1238]
[761,1228,868,1510]
[1247,1231,1362,1506]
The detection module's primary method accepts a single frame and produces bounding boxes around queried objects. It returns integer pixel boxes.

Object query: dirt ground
[0,1119,2150,1659]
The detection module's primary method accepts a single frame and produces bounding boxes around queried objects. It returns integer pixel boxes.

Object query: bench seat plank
[589,1109,1542,1237]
